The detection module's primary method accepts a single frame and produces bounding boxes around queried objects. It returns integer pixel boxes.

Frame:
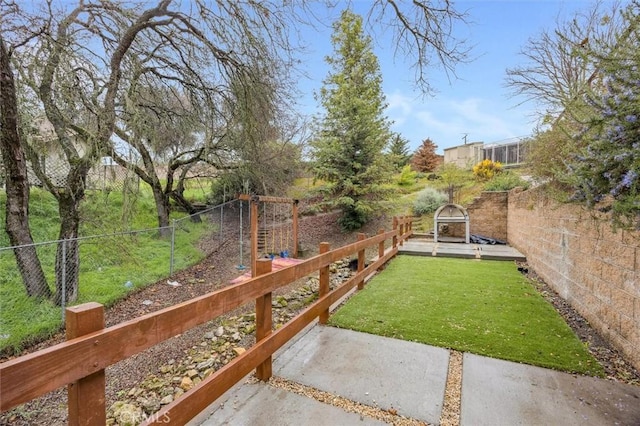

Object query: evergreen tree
[388,134,412,170]
[311,10,393,230]
[411,138,442,172]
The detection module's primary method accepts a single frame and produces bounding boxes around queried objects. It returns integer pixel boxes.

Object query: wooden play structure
[0,216,413,425]
[237,194,300,278]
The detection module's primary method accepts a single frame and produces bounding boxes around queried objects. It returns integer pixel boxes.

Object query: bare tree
[221,63,306,197]
[111,85,219,233]
[5,0,302,304]
[505,0,625,124]
[2,0,470,303]
[1,32,51,299]
[504,1,627,187]
[365,0,470,94]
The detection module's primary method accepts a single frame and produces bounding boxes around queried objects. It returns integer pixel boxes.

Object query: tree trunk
[54,193,81,305]
[0,35,51,299]
[171,164,201,223]
[151,183,171,237]
[170,191,202,223]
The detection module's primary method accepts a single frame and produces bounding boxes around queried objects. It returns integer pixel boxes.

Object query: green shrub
[397,165,417,186]
[413,187,448,215]
[484,172,530,191]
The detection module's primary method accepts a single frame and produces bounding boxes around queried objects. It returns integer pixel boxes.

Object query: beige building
[443,141,484,169]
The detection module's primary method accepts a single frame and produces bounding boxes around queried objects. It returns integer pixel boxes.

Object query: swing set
[234,194,300,280]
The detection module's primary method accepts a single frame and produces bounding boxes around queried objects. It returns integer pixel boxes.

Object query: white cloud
[392,95,535,153]
[386,91,413,115]
[386,91,414,127]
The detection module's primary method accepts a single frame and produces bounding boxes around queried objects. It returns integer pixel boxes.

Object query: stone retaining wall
[507,188,640,370]
[467,192,508,241]
[436,191,509,240]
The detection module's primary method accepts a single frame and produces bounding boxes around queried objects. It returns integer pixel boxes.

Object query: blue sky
[296,0,592,154]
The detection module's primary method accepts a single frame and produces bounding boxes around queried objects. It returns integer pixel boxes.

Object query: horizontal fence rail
[0,216,413,425]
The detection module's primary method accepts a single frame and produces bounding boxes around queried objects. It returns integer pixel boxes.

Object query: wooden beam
[392,216,398,248]
[66,303,105,426]
[255,259,273,380]
[237,194,294,204]
[357,233,366,290]
[0,229,397,411]
[143,249,396,426]
[318,242,330,324]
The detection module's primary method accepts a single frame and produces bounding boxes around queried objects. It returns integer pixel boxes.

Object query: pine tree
[388,134,412,170]
[311,10,392,230]
[411,138,442,172]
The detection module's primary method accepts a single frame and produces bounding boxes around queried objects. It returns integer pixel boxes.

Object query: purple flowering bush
[573,4,640,229]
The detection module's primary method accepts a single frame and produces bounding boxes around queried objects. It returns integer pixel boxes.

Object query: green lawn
[329,255,603,376]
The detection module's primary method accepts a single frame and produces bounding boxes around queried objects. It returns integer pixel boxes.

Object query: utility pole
[462,133,468,145]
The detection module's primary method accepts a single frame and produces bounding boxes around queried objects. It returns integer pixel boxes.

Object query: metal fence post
[220,187,225,241]
[170,219,176,276]
[61,239,67,322]
[219,203,224,241]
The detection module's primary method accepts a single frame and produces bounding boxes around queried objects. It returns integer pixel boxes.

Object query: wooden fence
[0,216,413,425]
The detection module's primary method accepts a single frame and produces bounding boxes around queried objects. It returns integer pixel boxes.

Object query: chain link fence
[0,199,251,353]
[22,155,141,192]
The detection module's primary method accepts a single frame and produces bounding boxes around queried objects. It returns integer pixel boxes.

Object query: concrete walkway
[194,326,640,426]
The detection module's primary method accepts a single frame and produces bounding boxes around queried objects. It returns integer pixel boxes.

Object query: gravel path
[266,376,427,426]
[439,351,463,426]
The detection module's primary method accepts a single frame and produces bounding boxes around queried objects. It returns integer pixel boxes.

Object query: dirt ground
[1,210,638,425]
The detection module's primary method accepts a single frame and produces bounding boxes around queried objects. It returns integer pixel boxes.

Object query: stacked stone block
[466,191,509,241]
[507,188,640,370]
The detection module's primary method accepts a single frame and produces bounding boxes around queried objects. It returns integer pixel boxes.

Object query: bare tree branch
[505,0,625,124]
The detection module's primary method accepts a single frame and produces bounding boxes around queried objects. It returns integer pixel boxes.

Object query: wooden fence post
[399,216,405,246]
[319,242,330,324]
[66,302,105,426]
[378,229,385,261]
[255,258,273,380]
[357,233,366,290]
[392,216,398,249]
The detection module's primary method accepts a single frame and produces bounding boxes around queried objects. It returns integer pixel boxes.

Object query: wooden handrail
[237,194,296,204]
[144,247,398,425]
[0,217,412,424]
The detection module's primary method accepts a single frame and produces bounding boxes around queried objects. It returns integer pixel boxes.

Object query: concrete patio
[193,326,640,425]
